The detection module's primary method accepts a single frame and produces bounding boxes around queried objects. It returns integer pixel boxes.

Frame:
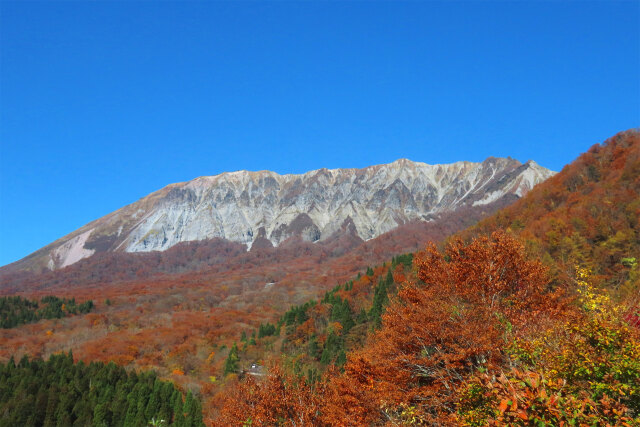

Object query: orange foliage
[323,231,560,425]
[216,366,324,426]
[467,129,640,294]
[329,322,343,335]
[218,231,565,426]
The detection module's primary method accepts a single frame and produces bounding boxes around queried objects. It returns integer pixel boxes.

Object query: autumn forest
[1,130,639,426]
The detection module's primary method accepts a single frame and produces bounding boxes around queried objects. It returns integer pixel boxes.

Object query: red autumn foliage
[466,129,640,295]
[0,203,503,423]
[216,365,325,426]
[217,231,566,426]
[321,231,561,425]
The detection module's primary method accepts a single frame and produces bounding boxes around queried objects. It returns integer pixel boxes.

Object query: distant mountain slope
[3,157,554,273]
[465,129,640,293]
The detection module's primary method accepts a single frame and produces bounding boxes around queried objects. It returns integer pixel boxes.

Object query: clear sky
[0,1,638,267]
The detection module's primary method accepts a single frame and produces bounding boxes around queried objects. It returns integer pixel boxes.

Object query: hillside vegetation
[0,352,204,426]
[0,295,93,329]
[0,206,487,416]
[213,254,413,388]
[215,130,640,426]
[468,129,640,296]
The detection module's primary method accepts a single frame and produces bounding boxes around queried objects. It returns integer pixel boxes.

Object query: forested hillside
[0,296,93,329]
[215,254,413,391]
[467,129,640,296]
[215,130,640,426]
[217,232,640,426]
[0,352,203,426]
[0,204,491,420]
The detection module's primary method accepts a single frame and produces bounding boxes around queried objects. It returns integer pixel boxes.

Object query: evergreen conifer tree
[223,342,239,375]
[172,391,185,427]
[308,334,319,359]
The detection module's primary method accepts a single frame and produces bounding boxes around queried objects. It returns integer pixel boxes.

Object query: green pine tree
[172,391,185,427]
[308,334,319,359]
[93,402,110,427]
[223,343,240,375]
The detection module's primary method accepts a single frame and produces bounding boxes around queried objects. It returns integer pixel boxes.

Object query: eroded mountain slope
[5,157,553,273]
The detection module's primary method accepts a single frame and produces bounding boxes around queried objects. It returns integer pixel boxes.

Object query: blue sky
[0,1,638,266]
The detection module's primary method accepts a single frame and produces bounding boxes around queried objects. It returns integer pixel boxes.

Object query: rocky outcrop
[4,157,554,272]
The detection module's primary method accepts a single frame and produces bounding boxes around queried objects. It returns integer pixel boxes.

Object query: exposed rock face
[5,158,555,271]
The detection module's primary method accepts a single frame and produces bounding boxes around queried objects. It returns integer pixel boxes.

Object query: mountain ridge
[3,157,554,273]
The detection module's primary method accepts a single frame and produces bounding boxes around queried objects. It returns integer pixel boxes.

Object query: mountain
[4,157,554,273]
[8,135,639,427]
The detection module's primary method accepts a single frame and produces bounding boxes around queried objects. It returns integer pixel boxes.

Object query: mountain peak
[4,157,554,272]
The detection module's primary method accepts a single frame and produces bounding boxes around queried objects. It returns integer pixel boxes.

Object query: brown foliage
[325,231,559,425]
[216,365,325,427]
[466,129,640,294]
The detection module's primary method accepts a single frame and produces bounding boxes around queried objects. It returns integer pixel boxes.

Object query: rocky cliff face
[6,157,555,272]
